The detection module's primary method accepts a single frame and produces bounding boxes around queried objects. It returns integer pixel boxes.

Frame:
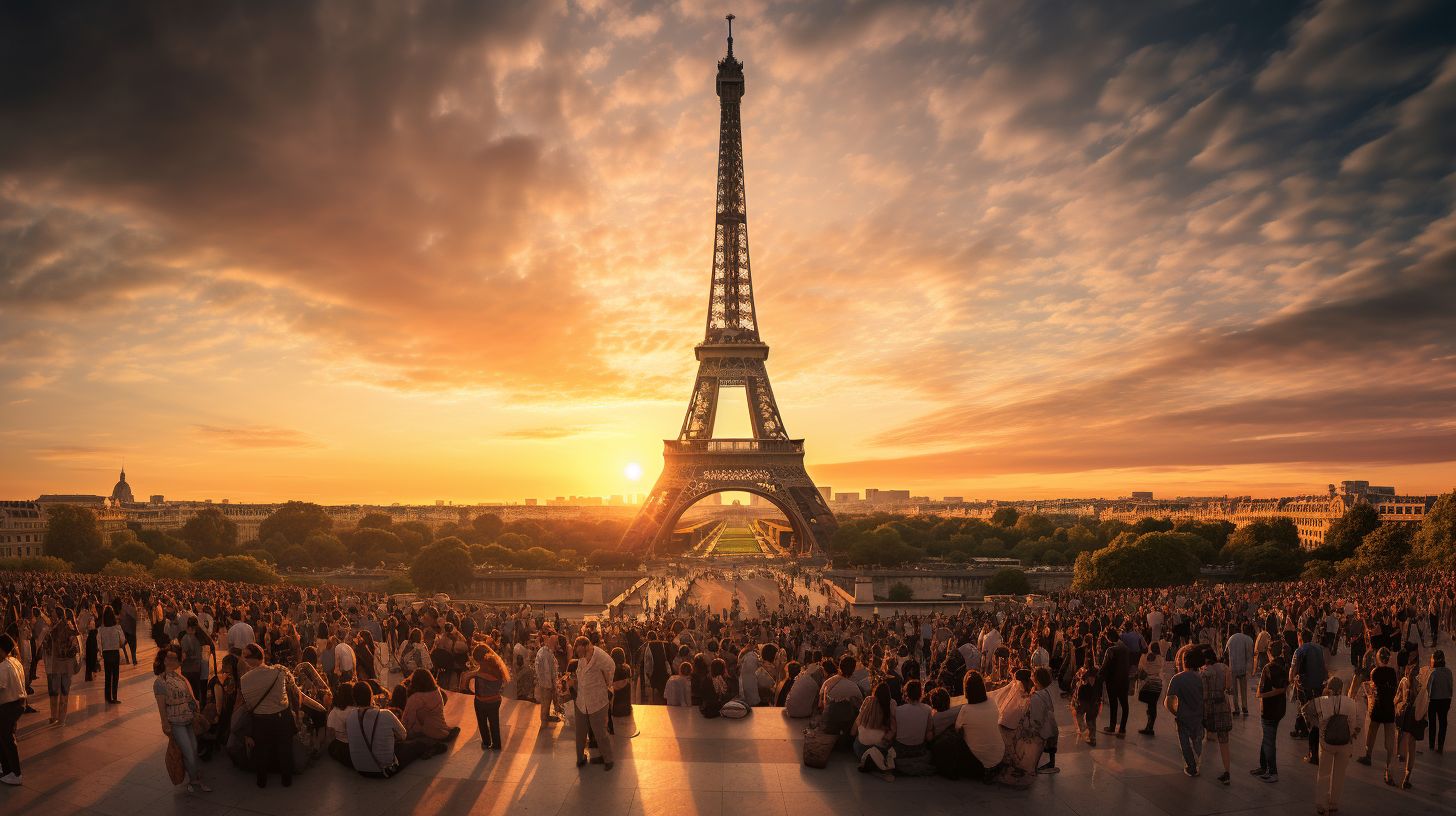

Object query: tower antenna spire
[726,13,735,58]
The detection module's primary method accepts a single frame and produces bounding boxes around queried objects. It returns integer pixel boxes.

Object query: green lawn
[713,525,764,555]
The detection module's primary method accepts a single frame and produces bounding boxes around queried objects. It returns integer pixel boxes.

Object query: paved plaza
[4,628,1455,816]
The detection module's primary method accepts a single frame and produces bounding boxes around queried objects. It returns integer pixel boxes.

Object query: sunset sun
[623,462,643,482]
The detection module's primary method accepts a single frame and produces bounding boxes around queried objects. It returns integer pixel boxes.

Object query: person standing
[1165,645,1205,777]
[535,634,560,725]
[572,636,615,771]
[1393,662,1427,789]
[97,607,126,704]
[42,607,79,726]
[152,645,211,794]
[1099,628,1132,738]
[462,644,509,750]
[1309,677,1359,816]
[1251,642,1287,782]
[1226,623,1254,716]
[0,634,26,786]
[239,644,304,788]
[1427,649,1451,755]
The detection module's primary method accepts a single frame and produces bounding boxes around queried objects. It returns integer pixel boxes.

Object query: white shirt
[535,646,558,682]
[227,621,255,651]
[574,646,615,714]
[334,642,357,672]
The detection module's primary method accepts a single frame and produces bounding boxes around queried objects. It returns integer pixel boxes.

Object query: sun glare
[623,461,643,482]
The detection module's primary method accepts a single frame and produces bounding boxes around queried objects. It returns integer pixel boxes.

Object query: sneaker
[1355,755,1372,766]
[1217,772,1230,785]
[545,715,562,723]
[1037,765,1060,774]
[1249,768,1267,776]
[1101,726,1116,734]
[0,773,21,786]
[1183,768,1199,778]
[1260,773,1278,783]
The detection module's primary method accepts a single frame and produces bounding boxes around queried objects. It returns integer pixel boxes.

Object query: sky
[1,0,1454,505]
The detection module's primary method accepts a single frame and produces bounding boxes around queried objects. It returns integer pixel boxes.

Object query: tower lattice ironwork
[620,17,837,556]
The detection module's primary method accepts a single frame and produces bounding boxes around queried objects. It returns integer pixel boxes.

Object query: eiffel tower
[620,16,837,557]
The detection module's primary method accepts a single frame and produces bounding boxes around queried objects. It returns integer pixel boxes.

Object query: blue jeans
[1175,721,1204,772]
[170,720,201,782]
[1259,718,1279,773]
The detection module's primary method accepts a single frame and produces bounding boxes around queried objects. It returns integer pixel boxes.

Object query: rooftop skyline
[2,1,1454,504]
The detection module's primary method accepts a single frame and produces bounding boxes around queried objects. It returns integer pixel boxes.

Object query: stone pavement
[3,641,1455,816]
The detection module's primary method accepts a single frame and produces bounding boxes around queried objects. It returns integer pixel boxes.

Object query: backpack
[720,699,749,719]
[822,697,857,735]
[1323,697,1351,746]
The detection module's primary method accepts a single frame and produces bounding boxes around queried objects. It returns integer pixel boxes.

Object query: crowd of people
[1,566,1453,815]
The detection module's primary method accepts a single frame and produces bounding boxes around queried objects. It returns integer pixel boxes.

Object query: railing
[664,438,804,454]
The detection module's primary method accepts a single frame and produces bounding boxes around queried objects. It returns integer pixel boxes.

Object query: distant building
[942,496,964,503]
[864,489,879,502]
[149,494,165,504]
[833,492,859,503]
[110,468,135,504]
[34,494,107,509]
[0,500,46,558]
[524,498,538,506]
[1131,491,1153,500]
[818,486,832,503]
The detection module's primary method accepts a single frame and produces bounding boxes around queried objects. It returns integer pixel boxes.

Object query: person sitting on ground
[954,670,1000,779]
[400,668,460,750]
[325,681,355,768]
[700,658,734,718]
[345,677,436,778]
[665,662,693,708]
[852,681,898,781]
[783,661,819,718]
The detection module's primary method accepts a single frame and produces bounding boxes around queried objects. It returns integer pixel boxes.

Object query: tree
[472,513,505,541]
[348,527,403,565]
[190,555,280,584]
[305,532,350,569]
[468,543,505,565]
[113,539,157,567]
[0,555,71,573]
[138,529,193,560]
[985,568,1031,595]
[100,559,150,577]
[42,505,103,565]
[1014,514,1055,539]
[1410,491,1456,567]
[1323,503,1380,559]
[1348,524,1412,573]
[180,507,240,557]
[256,502,332,549]
[1235,544,1304,581]
[1073,532,1202,590]
[380,575,415,595]
[990,507,1019,528]
[1225,518,1300,557]
[511,546,563,570]
[409,537,475,593]
[244,548,276,564]
[887,582,913,602]
[110,529,139,549]
[151,554,193,579]
[495,532,532,551]
[585,550,638,569]
[278,546,314,570]
[358,512,393,530]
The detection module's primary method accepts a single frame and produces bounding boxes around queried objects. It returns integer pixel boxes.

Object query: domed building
[110,468,135,505]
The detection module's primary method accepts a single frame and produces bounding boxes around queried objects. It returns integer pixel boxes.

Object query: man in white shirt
[226,617,255,655]
[572,637,615,770]
[333,633,357,682]
[0,633,27,785]
[1147,609,1165,645]
[1226,623,1255,716]
[535,635,560,724]
[978,624,1002,672]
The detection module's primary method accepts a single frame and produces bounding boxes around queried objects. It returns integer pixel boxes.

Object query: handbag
[165,738,187,785]
[1138,679,1162,705]
[802,728,836,769]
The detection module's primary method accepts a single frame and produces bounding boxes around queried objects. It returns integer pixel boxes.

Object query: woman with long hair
[1393,662,1427,789]
[852,681,897,780]
[153,645,210,793]
[400,668,459,751]
[610,646,638,738]
[462,644,511,750]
